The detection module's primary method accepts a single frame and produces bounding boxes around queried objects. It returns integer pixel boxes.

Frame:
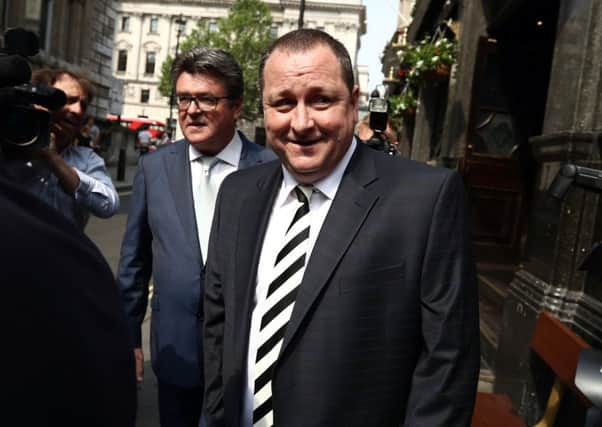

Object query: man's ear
[231,98,243,120]
[351,85,360,122]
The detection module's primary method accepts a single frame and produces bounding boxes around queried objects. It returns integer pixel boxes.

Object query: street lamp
[298,0,306,29]
[168,14,186,137]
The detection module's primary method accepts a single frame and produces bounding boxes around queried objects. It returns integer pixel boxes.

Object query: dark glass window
[140,89,150,103]
[117,50,127,72]
[145,51,156,75]
[121,16,130,31]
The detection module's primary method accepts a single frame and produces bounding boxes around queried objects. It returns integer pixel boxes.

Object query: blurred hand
[30,131,59,160]
[134,347,144,383]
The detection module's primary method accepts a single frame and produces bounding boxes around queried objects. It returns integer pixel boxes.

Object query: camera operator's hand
[31,133,81,194]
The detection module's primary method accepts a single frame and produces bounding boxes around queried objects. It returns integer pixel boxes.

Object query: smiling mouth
[289,139,320,146]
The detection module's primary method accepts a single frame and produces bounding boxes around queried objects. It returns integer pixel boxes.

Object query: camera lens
[1,106,50,148]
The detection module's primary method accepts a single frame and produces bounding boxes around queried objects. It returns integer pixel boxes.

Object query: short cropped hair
[258,29,355,95]
[170,47,244,100]
[31,68,95,105]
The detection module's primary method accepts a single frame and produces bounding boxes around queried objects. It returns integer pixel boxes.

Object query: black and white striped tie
[253,185,312,427]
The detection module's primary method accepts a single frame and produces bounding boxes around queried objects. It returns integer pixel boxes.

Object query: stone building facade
[112,0,366,132]
[0,0,122,118]
[402,0,602,422]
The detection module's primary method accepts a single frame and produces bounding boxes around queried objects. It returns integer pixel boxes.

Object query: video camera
[0,28,66,152]
[366,91,397,156]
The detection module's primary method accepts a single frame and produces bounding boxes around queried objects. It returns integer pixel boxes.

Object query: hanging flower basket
[424,63,451,84]
[389,91,418,119]
[396,35,456,87]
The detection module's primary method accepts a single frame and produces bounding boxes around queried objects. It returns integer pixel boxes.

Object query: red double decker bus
[106,114,166,143]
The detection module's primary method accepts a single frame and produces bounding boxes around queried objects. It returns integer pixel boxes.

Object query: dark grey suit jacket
[204,143,480,426]
[117,133,275,388]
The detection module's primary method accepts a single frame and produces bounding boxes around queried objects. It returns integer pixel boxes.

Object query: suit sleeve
[404,171,480,426]
[203,186,226,427]
[116,156,153,348]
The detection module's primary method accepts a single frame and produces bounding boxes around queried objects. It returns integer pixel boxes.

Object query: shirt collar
[279,137,357,206]
[188,131,242,167]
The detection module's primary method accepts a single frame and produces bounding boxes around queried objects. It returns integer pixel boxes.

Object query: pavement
[86,192,159,427]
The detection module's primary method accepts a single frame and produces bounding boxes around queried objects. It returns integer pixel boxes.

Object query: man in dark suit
[1,172,137,427]
[117,47,274,427]
[203,29,480,427]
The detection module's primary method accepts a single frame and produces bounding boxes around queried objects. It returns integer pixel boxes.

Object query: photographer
[6,68,119,230]
[356,91,407,157]
[0,31,136,426]
[356,114,400,152]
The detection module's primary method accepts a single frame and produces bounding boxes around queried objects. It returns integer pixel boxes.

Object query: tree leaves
[158,0,274,121]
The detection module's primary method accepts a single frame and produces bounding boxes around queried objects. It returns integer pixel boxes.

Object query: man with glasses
[117,47,274,427]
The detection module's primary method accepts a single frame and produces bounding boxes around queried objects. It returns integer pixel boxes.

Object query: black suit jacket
[0,174,136,426]
[204,144,480,426]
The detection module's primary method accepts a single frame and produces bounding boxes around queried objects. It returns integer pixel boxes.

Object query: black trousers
[158,381,204,427]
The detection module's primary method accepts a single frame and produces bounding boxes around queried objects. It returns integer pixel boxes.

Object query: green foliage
[389,91,417,119]
[158,0,274,121]
[386,34,457,126]
[397,36,457,86]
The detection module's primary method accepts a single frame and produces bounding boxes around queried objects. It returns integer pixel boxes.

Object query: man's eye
[270,99,295,111]
[311,96,332,107]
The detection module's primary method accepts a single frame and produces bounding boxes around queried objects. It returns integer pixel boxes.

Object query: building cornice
[117,1,366,34]
[118,1,364,14]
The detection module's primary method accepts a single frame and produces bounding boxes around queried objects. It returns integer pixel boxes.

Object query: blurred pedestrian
[87,116,101,153]
[159,130,173,146]
[137,125,153,154]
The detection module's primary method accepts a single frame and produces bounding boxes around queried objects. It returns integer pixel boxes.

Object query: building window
[208,21,217,33]
[141,89,150,103]
[270,25,278,39]
[145,51,156,75]
[19,0,52,50]
[121,16,130,32]
[117,49,127,72]
[149,17,159,33]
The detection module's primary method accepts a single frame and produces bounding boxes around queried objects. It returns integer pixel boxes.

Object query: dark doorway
[461,0,560,366]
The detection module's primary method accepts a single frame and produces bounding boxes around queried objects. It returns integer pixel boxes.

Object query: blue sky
[358,0,400,93]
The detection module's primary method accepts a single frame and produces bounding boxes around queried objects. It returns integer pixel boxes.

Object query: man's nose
[186,99,203,115]
[66,101,84,117]
[291,104,314,133]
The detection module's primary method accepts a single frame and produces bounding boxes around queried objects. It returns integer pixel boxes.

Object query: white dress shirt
[241,138,357,427]
[189,132,242,259]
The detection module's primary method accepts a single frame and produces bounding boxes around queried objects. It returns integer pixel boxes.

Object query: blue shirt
[11,145,119,229]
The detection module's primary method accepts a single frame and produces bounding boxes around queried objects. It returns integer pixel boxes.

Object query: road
[85,192,160,427]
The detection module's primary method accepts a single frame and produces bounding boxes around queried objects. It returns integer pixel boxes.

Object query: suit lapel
[163,141,201,259]
[280,145,379,358]
[238,132,255,169]
[234,163,282,349]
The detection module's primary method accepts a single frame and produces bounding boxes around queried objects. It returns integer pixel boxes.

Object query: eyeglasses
[176,94,231,111]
